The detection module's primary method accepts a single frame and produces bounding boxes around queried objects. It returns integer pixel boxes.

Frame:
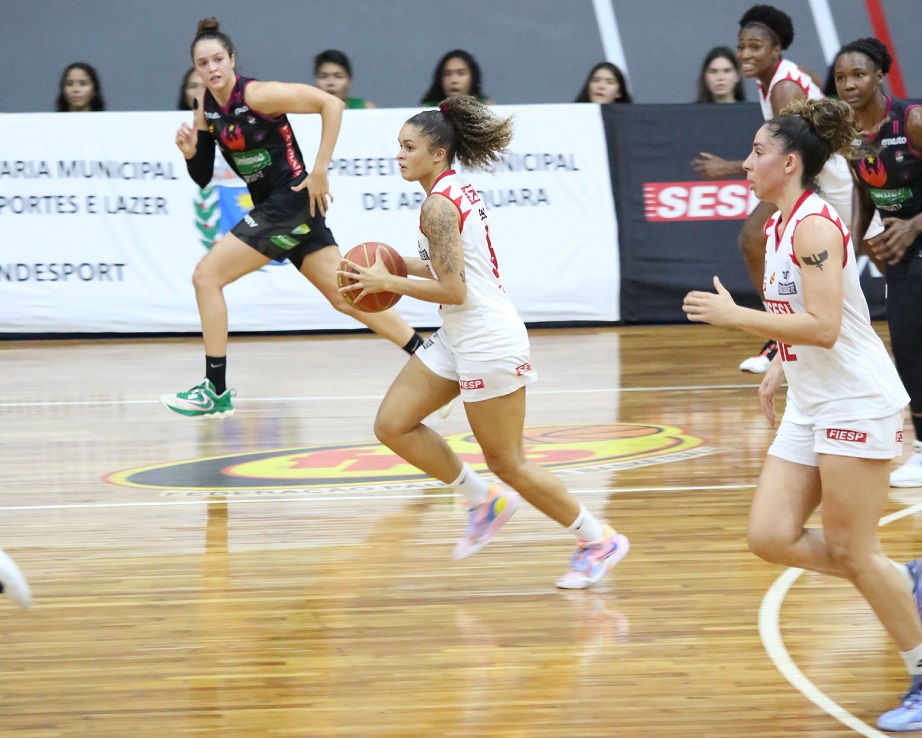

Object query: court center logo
[106,424,714,498]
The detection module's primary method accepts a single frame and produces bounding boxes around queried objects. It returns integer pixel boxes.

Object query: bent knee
[374,411,412,448]
[327,291,355,315]
[483,454,526,485]
[747,524,791,564]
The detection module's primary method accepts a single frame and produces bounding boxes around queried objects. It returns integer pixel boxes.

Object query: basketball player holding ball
[160,17,427,418]
[338,96,629,588]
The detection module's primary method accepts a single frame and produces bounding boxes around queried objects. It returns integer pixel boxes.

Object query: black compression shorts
[231,188,336,269]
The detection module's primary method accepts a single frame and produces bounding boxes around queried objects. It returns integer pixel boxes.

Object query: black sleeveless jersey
[852,96,922,222]
[203,75,307,205]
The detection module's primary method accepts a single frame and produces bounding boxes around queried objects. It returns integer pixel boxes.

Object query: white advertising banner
[0,105,619,333]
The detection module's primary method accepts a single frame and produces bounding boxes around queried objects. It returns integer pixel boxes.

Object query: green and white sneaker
[159,379,235,418]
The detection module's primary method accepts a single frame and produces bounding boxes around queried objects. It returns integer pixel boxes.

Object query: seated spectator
[56,62,105,112]
[177,67,205,110]
[696,47,745,103]
[575,62,632,104]
[420,50,494,106]
[314,49,375,109]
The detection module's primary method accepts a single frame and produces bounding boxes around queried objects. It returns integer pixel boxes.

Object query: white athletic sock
[890,558,914,591]
[901,642,922,676]
[450,463,490,509]
[567,505,604,542]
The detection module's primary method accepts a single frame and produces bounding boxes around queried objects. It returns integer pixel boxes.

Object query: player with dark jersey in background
[835,37,922,488]
[160,17,427,418]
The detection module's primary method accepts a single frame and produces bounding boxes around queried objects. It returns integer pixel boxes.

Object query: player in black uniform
[160,17,427,418]
[835,38,922,489]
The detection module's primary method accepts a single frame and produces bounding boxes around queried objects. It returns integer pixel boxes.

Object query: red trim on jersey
[429,172,471,234]
[776,189,814,247]
[279,122,304,179]
[758,59,783,99]
[429,169,456,194]
[790,200,851,268]
[863,0,906,98]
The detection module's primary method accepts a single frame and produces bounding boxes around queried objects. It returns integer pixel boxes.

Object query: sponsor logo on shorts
[897,430,904,443]
[270,234,300,250]
[459,379,485,390]
[826,429,868,443]
[515,362,532,376]
[291,223,311,235]
[244,214,258,227]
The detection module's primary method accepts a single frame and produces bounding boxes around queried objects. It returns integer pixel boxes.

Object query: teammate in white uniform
[694,4,880,373]
[683,97,922,732]
[338,96,628,589]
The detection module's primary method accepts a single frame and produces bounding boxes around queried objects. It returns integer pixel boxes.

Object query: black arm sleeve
[185,130,216,188]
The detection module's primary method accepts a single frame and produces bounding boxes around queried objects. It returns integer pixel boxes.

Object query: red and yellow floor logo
[106,424,710,492]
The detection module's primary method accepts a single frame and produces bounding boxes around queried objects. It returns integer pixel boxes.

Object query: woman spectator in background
[314,50,375,109]
[575,62,632,104]
[696,47,745,103]
[177,67,205,110]
[420,50,494,106]
[56,62,105,112]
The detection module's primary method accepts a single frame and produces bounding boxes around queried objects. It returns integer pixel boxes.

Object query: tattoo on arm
[802,250,829,270]
[421,196,461,276]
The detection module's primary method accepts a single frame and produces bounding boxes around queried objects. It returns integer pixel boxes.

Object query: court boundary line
[0,483,753,512]
[759,500,922,737]
[0,383,763,409]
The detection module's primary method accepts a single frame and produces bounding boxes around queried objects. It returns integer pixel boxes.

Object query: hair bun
[196,17,220,36]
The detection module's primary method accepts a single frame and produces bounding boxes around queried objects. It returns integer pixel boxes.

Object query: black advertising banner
[603,104,887,324]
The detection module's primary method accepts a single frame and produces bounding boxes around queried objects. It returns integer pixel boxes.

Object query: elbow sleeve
[185,131,216,188]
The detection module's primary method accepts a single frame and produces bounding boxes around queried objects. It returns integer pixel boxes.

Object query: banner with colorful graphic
[0,105,619,334]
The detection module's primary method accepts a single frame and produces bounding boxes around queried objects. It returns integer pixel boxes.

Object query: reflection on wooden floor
[1,324,919,737]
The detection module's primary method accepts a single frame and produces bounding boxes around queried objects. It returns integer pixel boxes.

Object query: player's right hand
[176,122,198,159]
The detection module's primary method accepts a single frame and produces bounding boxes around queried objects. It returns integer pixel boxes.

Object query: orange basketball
[338,242,408,313]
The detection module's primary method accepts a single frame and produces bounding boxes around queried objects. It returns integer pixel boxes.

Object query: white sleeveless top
[417,170,529,360]
[758,59,855,226]
[757,59,822,121]
[762,191,908,423]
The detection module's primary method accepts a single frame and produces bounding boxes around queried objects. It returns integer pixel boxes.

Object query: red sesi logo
[460,379,485,390]
[643,180,759,222]
[897,431,904,443]
[515,362,532,376]
[826,429,868,443]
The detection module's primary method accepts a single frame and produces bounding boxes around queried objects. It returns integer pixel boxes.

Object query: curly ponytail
[405,96,513,170]
[767,97,857,190]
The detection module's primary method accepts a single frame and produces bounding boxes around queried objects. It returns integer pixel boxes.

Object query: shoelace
[570,543,600,573]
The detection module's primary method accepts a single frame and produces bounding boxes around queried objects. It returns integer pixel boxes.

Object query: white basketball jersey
[762,191,908,423]
[758,59,855,229]
[417,170,529,359]
[758,59,822,121]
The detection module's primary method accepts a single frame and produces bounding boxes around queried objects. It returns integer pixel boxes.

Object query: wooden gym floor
[0,324,919,737]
